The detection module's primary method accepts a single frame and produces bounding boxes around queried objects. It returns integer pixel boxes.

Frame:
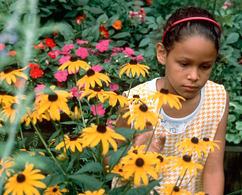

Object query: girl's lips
[183,85,198,92]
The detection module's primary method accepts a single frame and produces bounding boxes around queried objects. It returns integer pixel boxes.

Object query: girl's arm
[202,91,229,195]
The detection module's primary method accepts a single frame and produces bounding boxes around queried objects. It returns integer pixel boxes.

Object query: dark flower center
[135,158,144,167]
[70,57,78,62]
[118,169,123,172]
[52,188,58,192]
[87,69,95,77]
[0,90,7,95]
[191,137,199,144]
[183,155,191,162]
[11,103,18,110]
[129,59,137,65]
[203,137,209,142]
[160,88,169,94]
[133,94,140,98]
[157,155,164,162]
[139,104,148,112]
[48,92,58,102]
[133,149,138,154]
[97,124,107,133]
[3,67,13,74]
[173,186,180,192]
[17,174,26,183]
[94,86,102,92]
[69,135,78,141]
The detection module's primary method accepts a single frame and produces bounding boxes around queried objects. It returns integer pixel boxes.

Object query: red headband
[162,17,222,43]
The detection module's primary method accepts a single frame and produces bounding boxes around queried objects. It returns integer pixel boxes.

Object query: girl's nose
[187,68,199,81]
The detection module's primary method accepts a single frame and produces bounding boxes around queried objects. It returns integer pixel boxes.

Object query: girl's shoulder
[205,80,226,94]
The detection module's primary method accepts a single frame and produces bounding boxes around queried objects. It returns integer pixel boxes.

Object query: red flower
[146,0,153,5]
[47,52,57,59]
[7,51,17,56]
[14,78,26,89]
[99,26,110,39]
[44,38,56,48]
[28,63,40,69]
[0,43,5,51]
[34,42,46,49]
[76,14,86,25]
[30,68,44,79]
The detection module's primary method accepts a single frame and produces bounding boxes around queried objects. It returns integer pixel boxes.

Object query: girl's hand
[133,122,166,153]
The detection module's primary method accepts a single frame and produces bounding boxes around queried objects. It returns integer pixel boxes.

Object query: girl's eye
[201,65,211,70]
[180,63,188,67]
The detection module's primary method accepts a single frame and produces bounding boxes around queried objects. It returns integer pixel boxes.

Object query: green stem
[94,99,100,125]
[178,169,187,186]
[212,0,217,15]
[127,77,133,98]
[145,124,158,153]
[19,124,26,148]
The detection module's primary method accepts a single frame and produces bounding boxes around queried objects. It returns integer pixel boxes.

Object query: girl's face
[157,36,217,99]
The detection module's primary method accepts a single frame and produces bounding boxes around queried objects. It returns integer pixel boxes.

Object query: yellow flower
[169,155,203,177]
[111,163,126,179]
[81,87,115,103]
[127,145,146,155]
[119,59,150,78]
[108,92,129,107]
[55,134,84,153]
[21,107,45,126]
[1,102,21,123]
[148,88,185,110]
[69,106,82,120]
[0,66,28,85]
[81,124,125,155]
[122,103,163,130]
[121,151,159,186]
[44,185,68,195]
[78,189,105,195]
[175,137,209,158]
[200,137,220,152]
[35,86,71,121]
[4,163,46,195]
[58,57,91,74]
[153,152,170,175]
[159,184,192,195]
[0,117,4,127]
[128,94,147,105]
[0,91,16,105]
[76,68,111,89]
[0,157,15,177]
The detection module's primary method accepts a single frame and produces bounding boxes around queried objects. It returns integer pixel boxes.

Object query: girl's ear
[156,42,167,65]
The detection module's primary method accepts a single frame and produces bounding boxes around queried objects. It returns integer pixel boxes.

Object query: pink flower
[111,47,123,56]
[48,50,60,57]
[224,2,231,6]
[76,47,89,59]
[54,70,68,82]
[59,55,71,64]
[91,103,105,116]
[34,84,46,100]
[109,83,119,91]
[76,39,88,44]
[104,58,112,63]
[95,40,111,52]
[106,119,116,129]
[123,47,135,57]
[133,54,144,61]
[69,86,83,99]
[62,44,75,52]
[92,65,102,72]
[0,43,5,51]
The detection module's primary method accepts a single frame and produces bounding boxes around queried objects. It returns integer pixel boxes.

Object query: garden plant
[0,0,242,195]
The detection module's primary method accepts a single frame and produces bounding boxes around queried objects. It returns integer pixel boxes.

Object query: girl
[112,6,229,195]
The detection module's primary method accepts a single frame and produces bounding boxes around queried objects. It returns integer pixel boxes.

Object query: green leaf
[225,32,240,44]
[109,146,130,169]
[111,32,131,39]
[74,162,103,174]
[236,121,242,131]
[97,14,108,24]
[87,7,104,14]
[114,128,151,139]
[107,15,120,27]
[139,38,151,47]
[69,174,102,189]
[43,173,65,187]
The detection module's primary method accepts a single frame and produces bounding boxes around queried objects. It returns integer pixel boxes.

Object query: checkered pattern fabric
[112,80,226,194]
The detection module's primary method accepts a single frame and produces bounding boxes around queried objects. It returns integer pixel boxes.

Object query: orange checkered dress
[112,79,226,194]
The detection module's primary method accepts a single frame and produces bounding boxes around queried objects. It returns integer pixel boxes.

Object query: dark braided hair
[163,7,221,54]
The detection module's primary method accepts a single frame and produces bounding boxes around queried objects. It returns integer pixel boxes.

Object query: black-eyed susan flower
[108,92,129,107]
[128,94,147,105]
[55,134,84,153]
[0,157,15,178]
[175,137,208,158]
[35,86,71,121]
[81,124,125,155]
[122,103,163,130]
[127,145,146,155]
[148,88,185,110]
[81,86,115,103]
[200,137,220,152]
[0,66,28,85]
[1,102,21,123]
[58,57,91,74]
[76,68,111,89]
[121,151,159,186]
[169,155,203,177]
[153,152,170,175]
[78,189,105,195]
[0,117,4,127]
[44,185,68,195]
[111,163,126,179]
[159,184,192,195]
[4,163,46,195]
[21,107,45,126]
[69,106,82,120]
[119,59,149,78]
[0,90,16,105]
